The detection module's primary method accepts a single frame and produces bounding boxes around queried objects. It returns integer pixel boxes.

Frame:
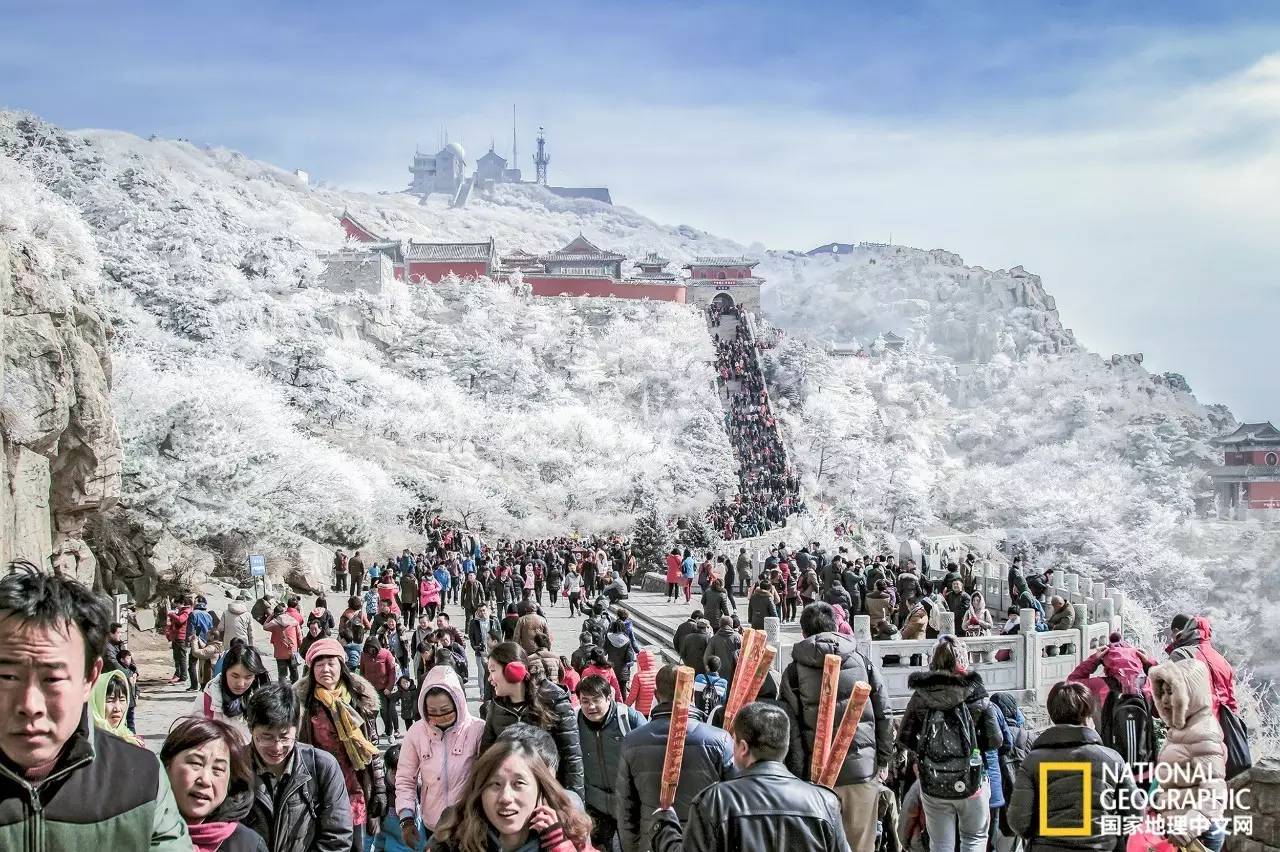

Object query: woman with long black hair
[189,639,269,742]
[480,641,585,801]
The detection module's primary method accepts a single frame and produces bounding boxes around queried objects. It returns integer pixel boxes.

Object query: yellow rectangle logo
[1039,762,1092,837]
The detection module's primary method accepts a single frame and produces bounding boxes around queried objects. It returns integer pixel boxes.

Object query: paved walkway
[129,577,717,750]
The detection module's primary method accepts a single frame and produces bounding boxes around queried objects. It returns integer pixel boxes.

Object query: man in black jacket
[781,602,893,852]
[677,619,713,675]
[616,665,735,852]
[673,610,703,655]
[705,617,742,688]
[651,702,851,852]
[244,682,353,852]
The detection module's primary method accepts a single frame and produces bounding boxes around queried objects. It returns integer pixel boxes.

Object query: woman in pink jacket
[394,666,484,848]
[418,575,442,620]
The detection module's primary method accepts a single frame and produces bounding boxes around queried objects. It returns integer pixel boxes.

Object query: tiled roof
[405,241,493,262]
[685,256,759,267]
[1215,422,1280,445]
[637,252,670,267]
[339,210,384,240]
[543,234,625,262]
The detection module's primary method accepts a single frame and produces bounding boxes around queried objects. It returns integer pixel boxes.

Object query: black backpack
[1101,692,1157,777]
[916,701,984,799]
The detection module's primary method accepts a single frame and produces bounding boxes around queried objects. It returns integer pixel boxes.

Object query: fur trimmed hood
[1150,657,1213,730]
[905,669,984,710]
[295,669,380,719]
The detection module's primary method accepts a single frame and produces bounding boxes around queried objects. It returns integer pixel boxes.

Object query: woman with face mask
[297,638,387,851]
[91,668,144,746]
[430,739,592,852]
[394,666,485,849]
[190,639,269,742]
[160,717,267,851]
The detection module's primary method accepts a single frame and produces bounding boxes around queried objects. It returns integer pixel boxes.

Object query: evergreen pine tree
[679,515,715,552]
[631,508,668,575]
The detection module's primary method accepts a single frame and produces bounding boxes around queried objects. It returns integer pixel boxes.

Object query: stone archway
[712,292,735,310]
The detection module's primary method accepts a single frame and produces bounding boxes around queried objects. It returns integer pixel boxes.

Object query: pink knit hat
[304,638,346,668]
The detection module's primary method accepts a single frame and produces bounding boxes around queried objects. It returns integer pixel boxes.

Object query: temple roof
[1215,422,1280,445]
[405,240,494,262]
[542,234,625,262]
[339,210,385,241]
[637,252,670,267]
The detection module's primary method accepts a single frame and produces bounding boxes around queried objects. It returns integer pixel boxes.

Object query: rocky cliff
[0,157,122,587]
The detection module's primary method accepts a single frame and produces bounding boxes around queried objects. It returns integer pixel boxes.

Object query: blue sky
[3,1,1279,420]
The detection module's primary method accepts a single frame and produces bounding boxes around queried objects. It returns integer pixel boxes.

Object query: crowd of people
[0,518,1255,852]
[704,304,801,540]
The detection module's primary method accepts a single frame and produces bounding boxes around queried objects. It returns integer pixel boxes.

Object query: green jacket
[0,709,190,851]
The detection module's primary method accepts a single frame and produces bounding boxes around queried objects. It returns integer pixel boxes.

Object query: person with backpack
[1165,614,1250,778]
[989,692,1034,852]
[781,602,893,852]
[1007,681,1141,851]
[694,657,730,716]
[896,635,1004,852]
[577,674,646,851]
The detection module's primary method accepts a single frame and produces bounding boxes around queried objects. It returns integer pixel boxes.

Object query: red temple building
[522,235,685,303]
[404,239,495,283]
[1211,421,1280,520]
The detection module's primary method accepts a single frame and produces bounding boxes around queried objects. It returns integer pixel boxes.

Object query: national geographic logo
[1039,762,1092,837]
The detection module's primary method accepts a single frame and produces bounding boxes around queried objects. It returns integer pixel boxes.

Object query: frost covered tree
[630,508,668,575]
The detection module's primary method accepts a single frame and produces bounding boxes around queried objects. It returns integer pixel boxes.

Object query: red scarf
[187,821,238,852]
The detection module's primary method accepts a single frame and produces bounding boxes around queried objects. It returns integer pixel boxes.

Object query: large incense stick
[817,681,872,787]
[659,665,696,809]
[810,654,842,783]
[726,645,777,734]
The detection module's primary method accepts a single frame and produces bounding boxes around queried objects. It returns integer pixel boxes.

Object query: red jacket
[265,614,299,660]
[1068,640,1158,696]
[581,664,621,700]
[165,606,191,643]
[361,648,397,692]
[665,554,682,584]
[626,649,659,716]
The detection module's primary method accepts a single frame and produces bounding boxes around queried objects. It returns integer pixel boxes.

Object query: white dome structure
[442,141,466,161]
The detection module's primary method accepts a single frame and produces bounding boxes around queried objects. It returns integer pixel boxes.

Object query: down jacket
[1007,725,1140,851]
[480,680,585,801]
[625,649,659,716]
[577,699,645,818]
[395,667,484,830]
[781,631,893,786]
[616,702,735,852]
[1149,657,1228,822]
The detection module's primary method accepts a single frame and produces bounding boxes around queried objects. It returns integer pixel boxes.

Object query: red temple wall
[527,277,686,302]
[406,261,490,283]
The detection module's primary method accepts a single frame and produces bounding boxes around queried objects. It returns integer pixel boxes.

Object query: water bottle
[969,748,982,768]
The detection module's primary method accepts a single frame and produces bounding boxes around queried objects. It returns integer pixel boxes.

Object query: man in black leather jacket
[651,701,851,852]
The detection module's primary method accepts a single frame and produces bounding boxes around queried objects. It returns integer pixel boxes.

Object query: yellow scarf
[314,685,380,771]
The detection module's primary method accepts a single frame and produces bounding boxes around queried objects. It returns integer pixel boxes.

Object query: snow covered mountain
[2,112,1275,692]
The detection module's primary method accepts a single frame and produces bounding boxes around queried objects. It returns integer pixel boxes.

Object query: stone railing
[837,604,1121,712]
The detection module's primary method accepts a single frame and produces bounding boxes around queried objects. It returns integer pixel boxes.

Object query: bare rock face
[0,210,122,585]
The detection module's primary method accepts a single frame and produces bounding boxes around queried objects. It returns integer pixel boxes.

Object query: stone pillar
[1108,589,1125,615]
[1020,608,1038,693]
[1063,573,1079,595]
[1073,602,1090,655]
[938,611,956,636]
[853,614,873,660]
[763,616,783,671]
[1096,598,1117,635]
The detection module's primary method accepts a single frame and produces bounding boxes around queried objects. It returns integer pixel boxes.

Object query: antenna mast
[534,125,549,186]
[512,104,518,172]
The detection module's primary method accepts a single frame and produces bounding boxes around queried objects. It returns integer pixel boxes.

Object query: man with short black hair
[244,681,353,852]
[577,674,645,850]
[617,665,735,852]
[652,702,851,852]
[0,563,189,849]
